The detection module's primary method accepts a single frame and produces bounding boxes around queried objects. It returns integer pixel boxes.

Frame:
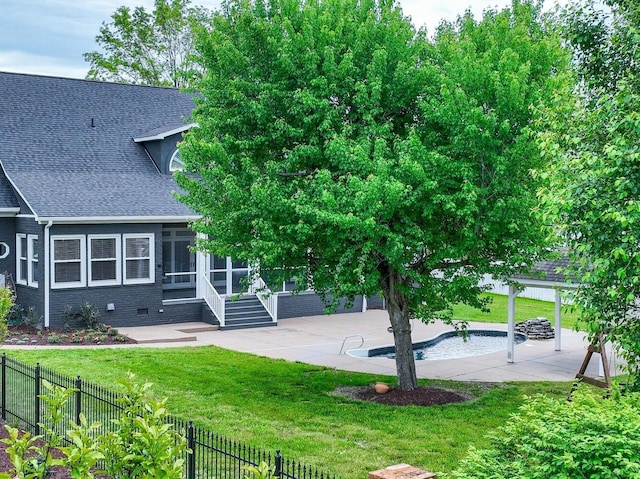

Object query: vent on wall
[137,308,149,315]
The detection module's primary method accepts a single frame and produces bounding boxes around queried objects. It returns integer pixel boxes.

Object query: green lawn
[452,293,581,331]
[6,336,571,477]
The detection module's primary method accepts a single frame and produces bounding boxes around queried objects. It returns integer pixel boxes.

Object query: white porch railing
[202,276,226,327]
[249,276,278,322]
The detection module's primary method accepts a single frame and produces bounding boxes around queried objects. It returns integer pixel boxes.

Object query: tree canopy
[84,0,211,88]
[538,0,640,390]
[177,0,570,390]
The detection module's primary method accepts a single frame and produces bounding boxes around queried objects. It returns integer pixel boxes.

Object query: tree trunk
[387,301,418,391]
[380,264,418,391]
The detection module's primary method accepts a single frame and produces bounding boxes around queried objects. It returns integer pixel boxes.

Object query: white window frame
[169,149,184,172]
[51,235,86,289]
[123,233,155,285]
[88,235,121,287]
[15,234,38,287]
[16,234,27,286]
[28,235,38,288]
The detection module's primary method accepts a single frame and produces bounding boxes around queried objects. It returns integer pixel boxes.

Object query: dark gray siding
[277,292,363,319]
[46,223,201,330]
[0,218,15,280]
[366,295,385,310]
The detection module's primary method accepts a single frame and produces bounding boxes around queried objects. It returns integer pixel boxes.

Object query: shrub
[0,287,12,342]
[63,303,101,330]
[2,375,186,479]
[99,373,187,479]
[451,385,640,479]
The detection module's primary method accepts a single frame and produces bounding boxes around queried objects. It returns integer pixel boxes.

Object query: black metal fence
[0,354,337,479]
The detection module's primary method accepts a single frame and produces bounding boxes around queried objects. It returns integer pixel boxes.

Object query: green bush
[99,373,187,479]
[62,302,101,330]
[0,287,13,343]
[1,374,186,479]
[451,385,640,479]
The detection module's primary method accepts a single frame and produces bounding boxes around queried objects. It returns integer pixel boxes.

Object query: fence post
[34,363,41,436]
[1,354,6,421]
[75,376,82,425]
[187,421,196,479]
[275,449,283,478]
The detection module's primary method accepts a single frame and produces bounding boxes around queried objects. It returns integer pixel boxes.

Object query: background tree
[84,0,211,88]
[538,0,640,390]
[177,0,570,390]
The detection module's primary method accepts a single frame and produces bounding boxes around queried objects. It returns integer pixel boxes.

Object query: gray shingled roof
[0,72,197,219]
[513,256,572,284]
[0,169,19,210]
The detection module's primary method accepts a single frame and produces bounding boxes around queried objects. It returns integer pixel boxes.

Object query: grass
[6,344,572,478]
[2,294,581,477]
[451,293,582,331]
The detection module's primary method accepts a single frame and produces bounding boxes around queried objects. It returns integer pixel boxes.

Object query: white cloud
[0,51,88,79]
[0,0,571,79]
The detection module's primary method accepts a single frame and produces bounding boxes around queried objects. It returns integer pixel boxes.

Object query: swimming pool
[346,330,527,361]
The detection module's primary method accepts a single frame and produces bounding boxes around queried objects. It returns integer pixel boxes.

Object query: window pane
[126,238,149,258]
[55,239,80,260]
[211,255,226,270]
[20,237,27,257]
[92,261,116,281]
[32,261,39,282]
[126,259,150,279]
[19,259,27,281]
[55,263,81,283]
[232,258,247,269]
[91,238,116,259]
[231,270,248,293]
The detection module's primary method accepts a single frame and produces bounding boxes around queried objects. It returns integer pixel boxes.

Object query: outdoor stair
[220,296,276,330]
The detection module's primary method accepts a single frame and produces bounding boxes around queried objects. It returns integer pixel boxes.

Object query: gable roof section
[0,72,197,221]
[133,123,196,143]
[512,255,575,287]
[0,168,19,215]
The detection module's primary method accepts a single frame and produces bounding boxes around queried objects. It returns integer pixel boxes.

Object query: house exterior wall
[0,218,16,281]
[277,292,364,319]
[144,134,183,174]
[45,223,203,330]
[366,295,385,310]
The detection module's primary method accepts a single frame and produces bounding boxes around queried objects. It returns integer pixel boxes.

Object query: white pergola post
[507,284,519,363]
[554,289,562,351]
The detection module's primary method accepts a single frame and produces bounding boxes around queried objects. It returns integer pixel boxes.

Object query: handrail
[202,276,225,327]
[339,335,364,355]
[249,276,278,322]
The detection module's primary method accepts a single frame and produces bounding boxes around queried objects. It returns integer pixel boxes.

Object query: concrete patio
[118,310,622,383]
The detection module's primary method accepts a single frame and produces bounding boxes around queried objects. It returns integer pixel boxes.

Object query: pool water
[347,330,527,361]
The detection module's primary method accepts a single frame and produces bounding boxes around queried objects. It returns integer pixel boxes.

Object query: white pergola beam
[507,284,519,363]
[555,289,562,351]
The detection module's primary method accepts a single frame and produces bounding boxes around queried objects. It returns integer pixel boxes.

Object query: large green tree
[538,0,640,390]
[177,0,570,390]
[84,0,211,87]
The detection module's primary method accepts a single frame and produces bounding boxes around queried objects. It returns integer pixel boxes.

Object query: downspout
[44,220,53,328]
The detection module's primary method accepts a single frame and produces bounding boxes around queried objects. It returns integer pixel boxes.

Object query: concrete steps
[220,296,276,331]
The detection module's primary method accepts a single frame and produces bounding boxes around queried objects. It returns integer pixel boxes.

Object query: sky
[0,0,566,79]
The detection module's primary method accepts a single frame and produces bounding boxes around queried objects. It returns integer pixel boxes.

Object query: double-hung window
[51,236,86,288]
[123,234,154,284]
[50,233,154,288]
[16,234,38,287]
[88,235,121,286]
